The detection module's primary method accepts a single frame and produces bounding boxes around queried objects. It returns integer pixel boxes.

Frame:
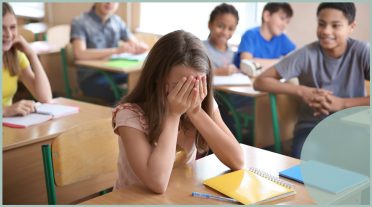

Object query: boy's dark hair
[317,2,356,24]
[209,3,239,25]
[262,3,293,23]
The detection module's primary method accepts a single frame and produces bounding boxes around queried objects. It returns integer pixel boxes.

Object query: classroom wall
[44,3,129,27]
[286,3,370,47]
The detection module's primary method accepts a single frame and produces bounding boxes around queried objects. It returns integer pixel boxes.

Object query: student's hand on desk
[187,76,207,116]
[133,41,149,54]
[3,100,36,117]
[219,65,238,76]
[12,35,34,56]
[117,42,137,54]
[167,76,196,117]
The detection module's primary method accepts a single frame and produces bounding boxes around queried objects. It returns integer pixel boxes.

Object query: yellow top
[2,51,30,106]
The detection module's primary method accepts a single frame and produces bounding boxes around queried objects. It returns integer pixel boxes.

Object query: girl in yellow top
[2,2,52,117]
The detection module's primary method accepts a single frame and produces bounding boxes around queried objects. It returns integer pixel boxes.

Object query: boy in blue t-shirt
[235,3,295,69]
[254,3,370,158]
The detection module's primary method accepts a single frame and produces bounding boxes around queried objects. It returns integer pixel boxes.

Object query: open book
[3,103,79,128]
[110,52,148,61]
[203,168,295,205]
[213,73,251,86]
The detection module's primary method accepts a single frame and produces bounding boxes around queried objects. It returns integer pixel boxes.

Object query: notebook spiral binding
[249,167,294,190]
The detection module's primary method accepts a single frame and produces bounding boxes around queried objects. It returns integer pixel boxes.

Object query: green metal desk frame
[60,48,126,100]
[214,91,281,153]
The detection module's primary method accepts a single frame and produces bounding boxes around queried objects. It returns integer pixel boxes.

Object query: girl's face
[95,3,119,18]
[2,12,17,52]
[208,13,237,47]
[166,65,206,93]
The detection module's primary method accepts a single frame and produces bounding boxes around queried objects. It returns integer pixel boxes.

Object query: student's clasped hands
[300,86,344,116]
[167,76,207,117]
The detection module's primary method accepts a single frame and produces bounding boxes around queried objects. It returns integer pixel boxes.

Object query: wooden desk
[214,85,298,149]
[23,22,48,41]
[75,60,142,94]
[81,144,314,205]
[3,98,116,204]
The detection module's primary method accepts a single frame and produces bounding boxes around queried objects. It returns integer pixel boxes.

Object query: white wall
[286,3,370,48]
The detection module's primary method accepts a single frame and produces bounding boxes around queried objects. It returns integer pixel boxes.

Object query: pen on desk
[191,192,239,203]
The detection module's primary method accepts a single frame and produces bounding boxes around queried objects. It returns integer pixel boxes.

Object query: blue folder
[279,164,304,184]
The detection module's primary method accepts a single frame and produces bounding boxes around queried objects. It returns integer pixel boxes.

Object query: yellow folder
[203,168,296,205]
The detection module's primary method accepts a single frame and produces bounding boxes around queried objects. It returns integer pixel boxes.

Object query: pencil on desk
[191,192,239,203]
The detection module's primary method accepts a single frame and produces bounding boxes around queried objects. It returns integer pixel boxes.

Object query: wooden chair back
[51,118,118,186]
[133,32,161,49]
[18,27,35,42]
[46,24,71,49]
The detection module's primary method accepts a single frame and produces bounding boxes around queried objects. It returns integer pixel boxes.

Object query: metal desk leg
[215,91,242,143]
[269,93,282,153]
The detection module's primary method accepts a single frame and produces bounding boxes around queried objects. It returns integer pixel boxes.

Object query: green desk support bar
[97,70,126,101]
[269,93,282,153]
[214,91,242,143]
[42,145,57,205]
[60,48,72,98]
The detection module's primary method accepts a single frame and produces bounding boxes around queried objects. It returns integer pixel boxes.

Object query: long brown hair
[2,2,19,76]
[120,30,214,153]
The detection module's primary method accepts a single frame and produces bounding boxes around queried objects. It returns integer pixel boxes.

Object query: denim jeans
[80,72,127,105]
[292,127,313,159]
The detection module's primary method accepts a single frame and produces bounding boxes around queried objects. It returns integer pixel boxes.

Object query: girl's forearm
[74,48,118,60]
[26,52,52,103]
[188,110,244,170]
[145,114,180,193]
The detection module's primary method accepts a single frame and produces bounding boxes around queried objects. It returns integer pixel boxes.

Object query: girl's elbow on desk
[222,147,245,171]
[231,150,245,171]
[146,179,169,194]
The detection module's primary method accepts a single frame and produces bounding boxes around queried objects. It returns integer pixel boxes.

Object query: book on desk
[203,168,296,205]
[213,73,252,86]
[3,103,79,128]
[279,160,369,194]
[110,52,148,61]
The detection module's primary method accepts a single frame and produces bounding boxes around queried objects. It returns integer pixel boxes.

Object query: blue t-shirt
[234,27,296,67]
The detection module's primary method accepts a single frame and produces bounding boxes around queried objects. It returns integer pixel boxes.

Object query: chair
[365,80,370,96]
[46,24,71,50]
[61,42,126,102]
[18,28,35,42]
[60,43,82,98]
[133,32,161,49]
[42,118,119,204]
[267,86,300,153]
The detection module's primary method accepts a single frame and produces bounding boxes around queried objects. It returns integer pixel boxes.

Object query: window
[9,2,45,20]
[138,2,264,45]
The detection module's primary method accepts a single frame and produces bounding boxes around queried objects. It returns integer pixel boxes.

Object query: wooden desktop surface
[215,85,265,97]
[75,60,142,93]
[3,97,115,204]
[75,60,142,74]
[81,144,314,205]
[3,97,112,151]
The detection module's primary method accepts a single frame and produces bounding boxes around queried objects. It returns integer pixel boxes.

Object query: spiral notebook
[203,168,296,205]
